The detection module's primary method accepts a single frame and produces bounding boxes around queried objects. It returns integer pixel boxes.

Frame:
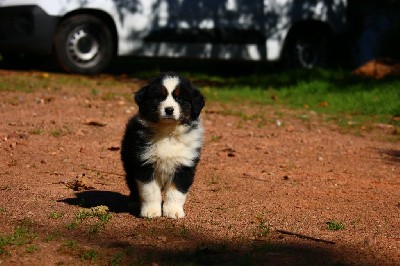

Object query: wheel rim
[295,41,318,69]
[66,26,102,69]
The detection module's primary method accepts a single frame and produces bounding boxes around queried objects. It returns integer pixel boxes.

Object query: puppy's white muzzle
[160,95,180,121]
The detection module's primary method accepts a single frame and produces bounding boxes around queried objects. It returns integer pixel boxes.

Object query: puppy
[121,72,205,218]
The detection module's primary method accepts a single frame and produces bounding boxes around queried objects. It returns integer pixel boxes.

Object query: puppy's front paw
[140,203,162,218]
[163,204,185,219]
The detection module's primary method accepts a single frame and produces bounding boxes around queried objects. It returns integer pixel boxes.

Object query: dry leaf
[318,101,329,107]
[66,174,94,191]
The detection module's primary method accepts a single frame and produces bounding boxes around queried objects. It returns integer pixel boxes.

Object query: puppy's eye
[172,85,181,98]
[160,86,168,97]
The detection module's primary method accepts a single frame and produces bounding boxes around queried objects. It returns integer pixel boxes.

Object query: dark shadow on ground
[65,224,373,266]
[59,190,139,216]
[377,148,400,164]
[55,192,380,265]
[129,240,350,266]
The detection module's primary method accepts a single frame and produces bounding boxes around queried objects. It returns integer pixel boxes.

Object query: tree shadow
[59,190,139,216]
[75,225,373,265]
[132,239,350,266]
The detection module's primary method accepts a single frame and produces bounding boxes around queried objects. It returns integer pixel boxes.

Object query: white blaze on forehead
[160,76,181,120]
[162,76,180,94]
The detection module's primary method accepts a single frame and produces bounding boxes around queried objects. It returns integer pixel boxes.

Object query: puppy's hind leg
[125,176,140,214]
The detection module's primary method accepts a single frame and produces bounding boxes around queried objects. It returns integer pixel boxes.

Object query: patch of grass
[26,245,39,253]
[91,88,100,96]
[59,239,90,259]
[178,225,190,238]
[62,240,78,250]
[81,249,98,262]
[67,206,112,235]
[101,92,119,101]
[110,252,124,266]
[0,75,49,93]
[255,215,271,237]
[326,221,345,231]
[51,130,61,137]
[0,221,37,255]
[210,135,222,142]
[29,129,44,135]
[0,70,125,94]
[49,212,64,219]
[43,230,62,243]
[200,69,400,131]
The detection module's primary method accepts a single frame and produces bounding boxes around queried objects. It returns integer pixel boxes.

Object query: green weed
[111,252,124,266]
[49,212,64,219]
[0,221,37,255]
[67,206,112,235]
[51,130,61,137]
[81,249,97,262]
[26,245,39,253]
[179,225,190,238]
[63,240,78,249]
[255,215,271,237]
[91,88,100,96]
[326,221,345,231]
[29,129,44,135]
[210,135,221,142]
[43,230,62,242]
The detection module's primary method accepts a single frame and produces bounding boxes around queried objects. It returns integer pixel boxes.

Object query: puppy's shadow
[59,190,139,216]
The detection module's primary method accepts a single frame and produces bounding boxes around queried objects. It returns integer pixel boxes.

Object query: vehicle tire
[283,29,330,69]
[53,14,114,74]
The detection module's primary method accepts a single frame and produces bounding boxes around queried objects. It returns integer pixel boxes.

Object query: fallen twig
[276,229,336,245]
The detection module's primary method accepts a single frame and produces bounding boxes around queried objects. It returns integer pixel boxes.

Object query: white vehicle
[0,0,348,74]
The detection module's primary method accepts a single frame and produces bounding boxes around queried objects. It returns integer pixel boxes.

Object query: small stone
[157,236,167,242]
[286,125,295,132]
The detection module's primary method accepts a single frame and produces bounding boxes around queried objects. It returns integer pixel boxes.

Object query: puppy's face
[134,73,205,124]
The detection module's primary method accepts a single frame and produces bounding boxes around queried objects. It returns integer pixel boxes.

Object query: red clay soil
[0,70,399,265]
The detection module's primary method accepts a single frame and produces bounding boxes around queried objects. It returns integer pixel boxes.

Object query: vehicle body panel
[0,0,347,64]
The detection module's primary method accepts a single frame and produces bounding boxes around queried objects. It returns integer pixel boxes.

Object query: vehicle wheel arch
[281,19,334,68]
[54,9,118,58]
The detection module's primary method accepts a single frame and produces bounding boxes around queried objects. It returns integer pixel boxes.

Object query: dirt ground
[0,69,399,265]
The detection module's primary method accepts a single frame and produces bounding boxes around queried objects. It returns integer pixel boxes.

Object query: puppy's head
[134,72,205,124]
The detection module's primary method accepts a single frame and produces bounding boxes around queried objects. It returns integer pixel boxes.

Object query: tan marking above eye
[173,85,181,97]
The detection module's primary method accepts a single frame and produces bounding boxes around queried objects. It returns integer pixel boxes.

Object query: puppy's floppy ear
[190,88,205,120]
[134,85,149,106]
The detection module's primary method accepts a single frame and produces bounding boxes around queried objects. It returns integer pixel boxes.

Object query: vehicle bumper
[0,5,59,55]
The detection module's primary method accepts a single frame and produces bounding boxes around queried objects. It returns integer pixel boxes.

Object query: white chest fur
[140,120,204,187]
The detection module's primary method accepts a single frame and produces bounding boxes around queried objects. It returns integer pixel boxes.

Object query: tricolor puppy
[121,72,205,219]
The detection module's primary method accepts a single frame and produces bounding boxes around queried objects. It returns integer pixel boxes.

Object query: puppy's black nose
[165,107,174,116]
